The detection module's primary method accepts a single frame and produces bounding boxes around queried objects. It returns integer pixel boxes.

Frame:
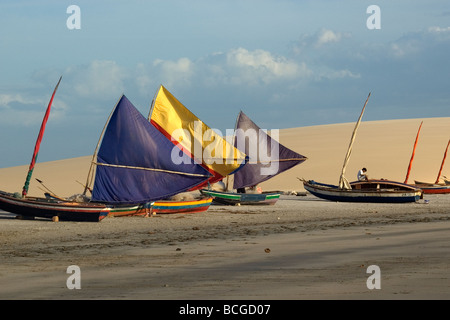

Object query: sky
[0,0,449,168]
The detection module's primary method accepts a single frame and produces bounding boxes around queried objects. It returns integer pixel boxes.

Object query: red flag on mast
[22,76,62,197]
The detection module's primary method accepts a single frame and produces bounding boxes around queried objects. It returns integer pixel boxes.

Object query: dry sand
[0,117,449,301]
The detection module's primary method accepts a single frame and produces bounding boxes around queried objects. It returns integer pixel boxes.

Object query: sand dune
[0,117,449,197]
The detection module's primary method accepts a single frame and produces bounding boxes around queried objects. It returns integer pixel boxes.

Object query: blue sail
[91,95,211,204]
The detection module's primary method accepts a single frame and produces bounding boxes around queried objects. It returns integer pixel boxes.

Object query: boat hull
[0,191,109,222]
[108,203,151,217]
[418,185,450,194]
[151,197,213,214]
[107,197,213,216]
[200,189,280,205]
[303,180,422,203]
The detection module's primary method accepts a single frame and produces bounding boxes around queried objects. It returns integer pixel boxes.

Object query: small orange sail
[404,121,423,184]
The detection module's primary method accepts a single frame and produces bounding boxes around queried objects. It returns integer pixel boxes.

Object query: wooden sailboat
[201,111,307,205]
[150,85,263,207]
[302,93,423,203]
[83,94,214,216]
[0,77,111,222]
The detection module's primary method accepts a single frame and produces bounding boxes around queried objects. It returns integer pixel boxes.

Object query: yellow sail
[149,85,247,184]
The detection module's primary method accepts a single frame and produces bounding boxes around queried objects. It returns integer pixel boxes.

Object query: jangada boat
[0,77,110,222]
[302,93,423,203]
[149,86,306,206]
[82,94,214,217]
[302,179,423,203]
[0,191,110,222]
[0,80,214,221]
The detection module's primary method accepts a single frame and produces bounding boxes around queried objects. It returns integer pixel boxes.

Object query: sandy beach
[0,195,449,300]
[0,117,450,301]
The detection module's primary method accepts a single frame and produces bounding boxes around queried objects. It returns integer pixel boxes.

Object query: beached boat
[201,111,307,205]
[302,93,422,203]
[151,197,213,214]
[82,94,213,216]
[150,86,276,205]
[302,180,422,203]
[200,189,280,205]
[0,77,111,222]
[0,191,109,222]
[404,123,450,194]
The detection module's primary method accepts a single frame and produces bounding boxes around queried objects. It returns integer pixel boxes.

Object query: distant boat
[302,93,423,203]
[0,77,110,222]
[83,94,214,216]
[201,111,307,205]
[404,122,450,194]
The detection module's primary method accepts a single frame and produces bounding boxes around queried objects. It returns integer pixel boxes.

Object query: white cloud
[66,60,127,99]
[388,26,450,58]
[316,29,343,46]
[293,28,348,54]
[318,69,361,80]
[225,47,310,85]
[428,26,450,33]
[0,93,35,109]
[153,57,194,87]
[0,93,67,126]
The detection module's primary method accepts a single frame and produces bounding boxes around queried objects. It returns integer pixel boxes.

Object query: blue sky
[1,0,449,168]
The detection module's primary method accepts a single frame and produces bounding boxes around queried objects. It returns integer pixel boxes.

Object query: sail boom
[94,162,210,177]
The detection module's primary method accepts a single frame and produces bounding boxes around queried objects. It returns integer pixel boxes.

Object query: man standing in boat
[358,168,369,181]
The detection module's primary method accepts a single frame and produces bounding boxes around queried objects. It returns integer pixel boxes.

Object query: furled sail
[404,121,423,184]
[149,85,247,186]
[22,76,62,197]
[232,111,307,189]
[90,95,211,204]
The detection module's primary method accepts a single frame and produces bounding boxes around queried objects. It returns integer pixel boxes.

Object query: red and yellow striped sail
[149,85,247,186]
